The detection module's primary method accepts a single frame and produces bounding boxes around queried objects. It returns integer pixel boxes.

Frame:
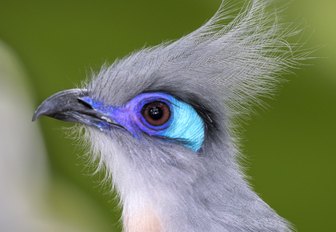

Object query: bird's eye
[142,101,170,126]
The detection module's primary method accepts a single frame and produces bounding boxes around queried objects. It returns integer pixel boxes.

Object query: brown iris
[142,101,171,126]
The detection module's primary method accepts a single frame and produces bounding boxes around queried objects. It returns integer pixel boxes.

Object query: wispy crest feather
[88,0,305,125]
[162,0,303,117]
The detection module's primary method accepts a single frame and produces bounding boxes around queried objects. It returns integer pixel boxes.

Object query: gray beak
[32,89,119,129]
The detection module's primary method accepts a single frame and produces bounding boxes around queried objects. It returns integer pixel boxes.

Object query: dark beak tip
[32,105,47,122]
[32,111,40,122]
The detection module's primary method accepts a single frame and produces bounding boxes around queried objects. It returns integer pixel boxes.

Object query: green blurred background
[0,0,335,231]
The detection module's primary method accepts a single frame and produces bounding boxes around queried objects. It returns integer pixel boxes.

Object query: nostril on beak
[77,98,94,110]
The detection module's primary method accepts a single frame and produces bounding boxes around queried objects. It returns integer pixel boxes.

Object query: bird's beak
[32,89,121,130]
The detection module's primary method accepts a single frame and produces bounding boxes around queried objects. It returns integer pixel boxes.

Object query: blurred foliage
[0,0,335,231]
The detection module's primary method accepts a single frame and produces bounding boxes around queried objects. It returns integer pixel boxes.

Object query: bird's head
[32,44,228,197]
[33,1,300,230]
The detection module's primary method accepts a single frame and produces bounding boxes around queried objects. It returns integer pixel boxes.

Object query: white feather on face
[77,0,306,231]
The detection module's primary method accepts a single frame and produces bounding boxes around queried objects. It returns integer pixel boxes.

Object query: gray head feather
[77,0,301,231]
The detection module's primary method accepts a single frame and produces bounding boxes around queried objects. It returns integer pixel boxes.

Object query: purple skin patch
[79,93,174,137]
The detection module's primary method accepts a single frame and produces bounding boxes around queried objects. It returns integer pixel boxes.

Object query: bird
[33,0,302,231]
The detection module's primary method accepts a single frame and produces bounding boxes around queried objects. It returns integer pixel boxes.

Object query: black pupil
[149,106,163,120]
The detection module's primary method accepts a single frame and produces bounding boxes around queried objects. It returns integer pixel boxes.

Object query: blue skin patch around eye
[160,96,204,151]
[80,93,205,152]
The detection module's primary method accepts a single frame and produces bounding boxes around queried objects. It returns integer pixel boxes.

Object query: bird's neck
[114,156,288,231]
[91,130,289,231]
